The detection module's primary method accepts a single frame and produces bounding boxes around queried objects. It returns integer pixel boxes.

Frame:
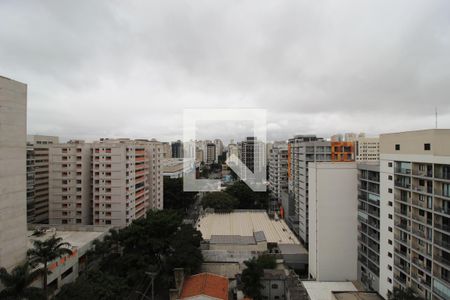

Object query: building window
[388,265,392,271]
[388,201,393,206]
[395,144,400,151]
[388,188,393,193]
[388,239,392,245]
[388,227,392,232]
[424,143,431,151]
[388,277,392,284]
[388,214,392,219]
[388,252,392,258]
[272,284,278,289]
[61,267,73,279]
[388,162,393,167]
[388,175,392,180]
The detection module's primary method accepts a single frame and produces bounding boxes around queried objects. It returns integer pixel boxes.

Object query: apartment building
[308,162,358,281]
[357,163,381,292]
[49,140,93,225]
[27,135,59,223]
[206,143,216,165]
[268,142,288,204]
[238,137,266,180]
[214,139,224,162]
[356,137,380,162]
[379,129,450,300]
[0,75,28,271]
[92,139,163,227]
[287,135,331,244]
[227,143,238,160]
[162,142,172,159]
[172,140,183,158]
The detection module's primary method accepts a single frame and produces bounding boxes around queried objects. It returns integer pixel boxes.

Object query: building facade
[171,140,183,158]
[206,143,216,165]
[92,139,163,227]
[357,163,381,292]
[287,135,331,245]
[268,142,288,205]
[379,129,450,300]
[308,162,358,281]
[356,137,380,162]
[48,140,93,225]
[0,76,28,271]
[26,135,59,223]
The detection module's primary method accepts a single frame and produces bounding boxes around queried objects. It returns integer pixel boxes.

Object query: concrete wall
[308,162,358,281]
[0,76,28,271]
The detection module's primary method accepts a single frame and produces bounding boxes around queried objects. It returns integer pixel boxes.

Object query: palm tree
[27,235,73,297]
[0,262,45,300]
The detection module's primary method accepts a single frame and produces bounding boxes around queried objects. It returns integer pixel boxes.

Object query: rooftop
[179,273,228,300]
[196,210,300,245]
[27,225,109,251]
[333,291,384,300]
[301,281,357,300]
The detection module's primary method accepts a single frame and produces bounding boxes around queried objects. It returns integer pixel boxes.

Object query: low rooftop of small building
[301,281,357,300]
[333,291,384,300]
[27,224,110,250]
[196,210,300,245]
[179,272,228,300]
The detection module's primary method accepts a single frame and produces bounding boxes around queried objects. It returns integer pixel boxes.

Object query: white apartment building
[92,138,163,227]
[308,162,358,281]
[268,142,288,202]
[49,140,93,225]
[379,129,450,300]
[227,143,238,160]
[27,135,59,223]
[0,75,28,271]
[214,139,224,162]
[356,137,380,162]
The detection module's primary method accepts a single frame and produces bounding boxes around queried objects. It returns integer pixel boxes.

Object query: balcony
[395,181,411,189]
[395,168,411,175]
[435,255,450,269]
[396,222,410,232]
[394,248,409,260]
[411,257,431,273]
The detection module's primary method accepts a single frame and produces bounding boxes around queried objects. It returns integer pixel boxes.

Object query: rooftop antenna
[435,107,438,129]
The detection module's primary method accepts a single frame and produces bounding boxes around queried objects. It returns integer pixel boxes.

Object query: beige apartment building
[92,139,163,227]
[0,76,28,271]
[356,137,380,162]
[27,135,59,223]
[49,140,93,225]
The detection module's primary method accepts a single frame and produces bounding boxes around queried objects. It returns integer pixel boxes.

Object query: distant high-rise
[268,142,288,205]
[171,140,183,158]
[0,76,28,271]
[162,142,172,159]
[356,137,380,162]
[206,143,216,165]
[238,137,265,180]
[26,135,59,223]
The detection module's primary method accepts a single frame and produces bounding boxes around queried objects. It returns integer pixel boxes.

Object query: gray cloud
[0,0,449,143]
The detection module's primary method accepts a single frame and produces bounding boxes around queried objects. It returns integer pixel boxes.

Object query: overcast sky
[1,1,449,143]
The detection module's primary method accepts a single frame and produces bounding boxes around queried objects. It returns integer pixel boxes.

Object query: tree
[241,257,264,299]
[256,254,276,269]
[201,192,239,212]
[163,177,197,210]
[388,287,422,300]
[225,181,269,209]
[27,235,73,297]
[0,262,45,300]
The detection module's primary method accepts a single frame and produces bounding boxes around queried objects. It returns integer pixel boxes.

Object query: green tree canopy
[163,177,197,210]
[241,257,264,299]
[388,287,423,300]
[0,262,45,300]
[225,181,269,209]
[201,192,239,212]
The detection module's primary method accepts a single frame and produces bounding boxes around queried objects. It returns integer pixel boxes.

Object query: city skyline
[1,1,449,142]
